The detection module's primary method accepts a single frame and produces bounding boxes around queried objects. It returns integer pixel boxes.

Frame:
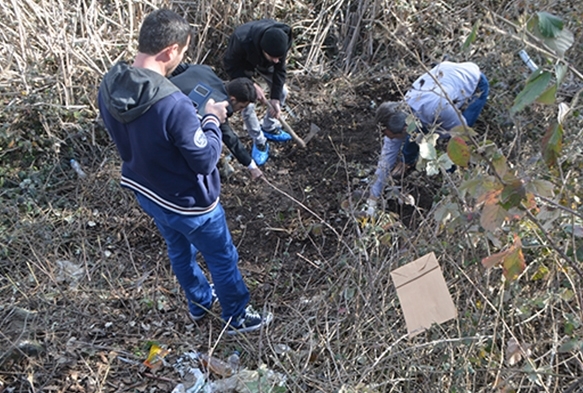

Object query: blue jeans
[135,193,250,321]
[402,73,489,165]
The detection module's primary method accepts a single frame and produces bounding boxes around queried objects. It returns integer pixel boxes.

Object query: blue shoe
[189,285,218,321]
[262,127,292,142]
[252,143,269,166]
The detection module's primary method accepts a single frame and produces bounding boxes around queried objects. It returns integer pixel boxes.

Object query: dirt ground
[0,72,446,391]
[3,0,583,390]
[217,75,443,333]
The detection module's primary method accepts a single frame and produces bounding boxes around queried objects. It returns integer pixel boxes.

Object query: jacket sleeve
[167,98,223,175]
[371,136,404,198]
[268,25,291,101]
[221,121,252,167]
[270,60,286,101]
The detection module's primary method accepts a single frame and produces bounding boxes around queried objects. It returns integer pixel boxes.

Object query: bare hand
[204,98,229,123]
[249,167,263,180]
[254,83,267,104]
[268,99,281,118]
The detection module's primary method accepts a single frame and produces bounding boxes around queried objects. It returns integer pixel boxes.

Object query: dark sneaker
[262,127,292,142]
[227,305,273,335]
[251,143,269,166]
[189,285,218,322]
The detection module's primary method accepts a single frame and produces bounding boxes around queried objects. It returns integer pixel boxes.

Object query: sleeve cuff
[201,114,220,128]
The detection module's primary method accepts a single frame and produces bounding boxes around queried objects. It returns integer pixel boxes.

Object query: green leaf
[525,67,545,83]
[463,20,480,50]
[459,177,483,199]
[537,12,564,38]
[526,179,555,197]
[511,71,552,115]
[544,28,574,57]
[434,202,460,224]
[555,63,568,86]
[447,137,471,167]
[536,85,557,104]
[563,224,583,238]
[500,179,526,209]
[541,122,563,167]
[343,287,355,300]
[437,152,454,171]
[406,114,420,133]
[558,339,581,353]
[449,125,478,138]
[491,151,508,178]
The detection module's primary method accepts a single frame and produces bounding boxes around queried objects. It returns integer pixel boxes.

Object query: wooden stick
[265,100,307,148]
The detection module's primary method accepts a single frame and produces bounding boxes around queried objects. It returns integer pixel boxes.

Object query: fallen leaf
[144,343,170,370]
[506,337,531,366]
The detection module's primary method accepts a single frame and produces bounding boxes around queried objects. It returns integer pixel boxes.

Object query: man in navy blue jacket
[224,19,294,163]
[98,9,272,335]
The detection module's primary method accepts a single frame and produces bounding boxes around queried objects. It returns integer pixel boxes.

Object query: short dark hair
[375,102,407,134]
[225,78,257,103]
[137,9,191,55]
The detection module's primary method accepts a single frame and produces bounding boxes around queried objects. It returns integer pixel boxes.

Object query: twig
[522,205,583,281]
[265,100,306,148]
[483,10,583,82]
[536,194,583,221]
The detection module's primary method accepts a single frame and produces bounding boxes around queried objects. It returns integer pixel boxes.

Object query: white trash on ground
[173,352,286,393]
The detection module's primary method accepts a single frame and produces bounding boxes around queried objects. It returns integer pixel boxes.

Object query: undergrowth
[1,0,583,392]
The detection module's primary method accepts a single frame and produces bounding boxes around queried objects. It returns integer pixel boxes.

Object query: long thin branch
[482,9,583,81]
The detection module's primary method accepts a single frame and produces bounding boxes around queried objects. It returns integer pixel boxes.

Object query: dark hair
[137,9,191,55]
[225,78,257,103]
[375,102,407,134]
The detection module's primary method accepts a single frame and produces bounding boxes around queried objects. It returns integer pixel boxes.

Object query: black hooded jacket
[223,19,292,101]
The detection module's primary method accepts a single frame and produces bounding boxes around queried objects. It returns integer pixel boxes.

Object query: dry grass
[1,0,583,392]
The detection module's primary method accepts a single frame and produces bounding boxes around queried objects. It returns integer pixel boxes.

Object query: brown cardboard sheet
[390,252,457,337]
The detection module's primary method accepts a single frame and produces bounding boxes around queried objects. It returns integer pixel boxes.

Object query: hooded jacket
[169,64,253,167]
[98,62,223,214]
[223,19,292,101]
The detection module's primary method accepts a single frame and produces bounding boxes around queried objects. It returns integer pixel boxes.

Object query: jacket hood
[98,62,180,124]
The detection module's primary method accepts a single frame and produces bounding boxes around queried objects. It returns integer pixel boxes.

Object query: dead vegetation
[1,0,583,392]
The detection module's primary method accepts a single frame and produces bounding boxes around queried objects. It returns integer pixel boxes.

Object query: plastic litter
[518,49,538,72]
[70,159,87,178]
[198,352,236,377]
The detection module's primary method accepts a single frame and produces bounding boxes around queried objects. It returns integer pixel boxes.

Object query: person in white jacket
[367,61,489,215]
